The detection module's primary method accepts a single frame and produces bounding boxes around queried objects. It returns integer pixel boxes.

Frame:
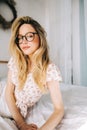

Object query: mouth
[22,46,30,50]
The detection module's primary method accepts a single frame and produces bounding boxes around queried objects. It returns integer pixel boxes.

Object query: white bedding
[0,78,87,130]
[58,84,87,130]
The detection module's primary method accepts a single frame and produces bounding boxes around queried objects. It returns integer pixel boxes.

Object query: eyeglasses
[15,32,38,44]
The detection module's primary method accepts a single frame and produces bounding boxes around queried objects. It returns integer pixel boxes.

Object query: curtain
[45,0,72,84]
[79,0,87,86]
[45,0,87,86]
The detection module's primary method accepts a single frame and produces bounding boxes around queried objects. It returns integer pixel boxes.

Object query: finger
[30,124,38,128]
[31,125,38,129]
[31,128,38,130]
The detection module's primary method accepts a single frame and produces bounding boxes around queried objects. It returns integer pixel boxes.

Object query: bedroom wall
[0,2,12,78]
[0,0,46,78]
[0,0,87,86]
[0,0,72,84]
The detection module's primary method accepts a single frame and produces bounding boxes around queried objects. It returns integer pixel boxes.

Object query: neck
[28,58,35,73]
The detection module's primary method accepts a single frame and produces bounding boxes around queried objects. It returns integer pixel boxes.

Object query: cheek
[18,44,23,49]
[18,44,24,52]
[36,42,40,50]
[34,36,40,48]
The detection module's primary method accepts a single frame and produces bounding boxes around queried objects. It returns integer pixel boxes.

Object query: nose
[22,36,28,44]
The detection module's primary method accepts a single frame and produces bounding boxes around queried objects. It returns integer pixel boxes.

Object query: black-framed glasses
[15,32,38,44]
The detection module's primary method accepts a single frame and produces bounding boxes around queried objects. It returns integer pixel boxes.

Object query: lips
[22,46,30,50]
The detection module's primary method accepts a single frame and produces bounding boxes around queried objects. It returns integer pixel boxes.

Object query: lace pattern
[8,57,62,118]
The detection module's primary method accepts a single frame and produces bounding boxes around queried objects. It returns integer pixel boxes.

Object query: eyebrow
[18,31,37,36]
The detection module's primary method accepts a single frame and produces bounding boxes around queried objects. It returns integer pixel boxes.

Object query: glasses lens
[26,32,34,42]
[16,32,37,44]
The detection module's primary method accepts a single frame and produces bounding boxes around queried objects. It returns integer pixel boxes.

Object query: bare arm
[39,80,64,130]
[5,70,25,128]
[5,70,38,130]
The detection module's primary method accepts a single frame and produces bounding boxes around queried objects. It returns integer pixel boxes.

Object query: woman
[5,16,64,130]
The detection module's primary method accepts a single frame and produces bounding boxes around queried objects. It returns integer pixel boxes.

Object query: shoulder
[7,57,16,70]
[46,62,62,82]
[47,62,58,71]
[46,62,60,75]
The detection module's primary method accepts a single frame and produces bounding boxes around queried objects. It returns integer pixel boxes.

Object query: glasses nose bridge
[22,35,27,42]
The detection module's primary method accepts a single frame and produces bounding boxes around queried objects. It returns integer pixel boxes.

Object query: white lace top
[8,57,62,118]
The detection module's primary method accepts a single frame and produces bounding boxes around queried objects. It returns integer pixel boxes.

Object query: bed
[58,84,87,130]
[0,60,87,130]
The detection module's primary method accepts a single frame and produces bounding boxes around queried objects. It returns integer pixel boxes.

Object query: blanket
[0,79,87,130]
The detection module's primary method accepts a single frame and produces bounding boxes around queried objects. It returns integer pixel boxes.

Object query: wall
[0,0,74,84]
[0,0,87,86]
[0,0,46,78]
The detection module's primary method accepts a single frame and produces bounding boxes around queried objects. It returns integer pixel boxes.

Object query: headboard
[0,60,8,64]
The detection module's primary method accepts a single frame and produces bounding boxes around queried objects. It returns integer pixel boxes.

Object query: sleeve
[7,57,18,86]
[7,57,15,71]
[46,63,62,82]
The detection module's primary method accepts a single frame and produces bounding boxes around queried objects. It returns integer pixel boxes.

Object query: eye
[27,33,33,38]
[26,33,34,41]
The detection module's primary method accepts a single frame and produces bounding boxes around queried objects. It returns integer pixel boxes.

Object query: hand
[20,122,38,130]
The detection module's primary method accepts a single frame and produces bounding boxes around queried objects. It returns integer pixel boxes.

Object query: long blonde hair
[9,16,50,90]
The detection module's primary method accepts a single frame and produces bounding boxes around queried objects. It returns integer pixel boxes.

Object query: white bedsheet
[58,84,87,130]
[0,79,87,130]
[78,121,87,130]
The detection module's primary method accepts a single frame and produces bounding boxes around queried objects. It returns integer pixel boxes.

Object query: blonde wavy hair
[9,16,50,90]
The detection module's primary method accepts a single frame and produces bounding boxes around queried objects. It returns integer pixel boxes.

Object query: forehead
[18,24,36,35]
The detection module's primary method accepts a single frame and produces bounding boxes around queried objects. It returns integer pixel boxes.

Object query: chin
[23,51,33,56]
